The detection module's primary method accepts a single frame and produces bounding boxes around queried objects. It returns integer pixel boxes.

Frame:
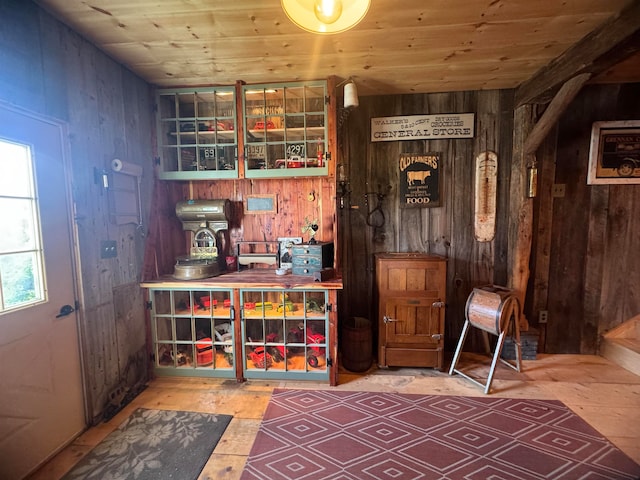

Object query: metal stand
[448,285,522,394]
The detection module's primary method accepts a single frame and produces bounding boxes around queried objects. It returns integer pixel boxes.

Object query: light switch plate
[101,240,117,259]
[552,184,566,198]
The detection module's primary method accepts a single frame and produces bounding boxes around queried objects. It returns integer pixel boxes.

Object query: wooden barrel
[341,317,372,372]
[465,285,519,335]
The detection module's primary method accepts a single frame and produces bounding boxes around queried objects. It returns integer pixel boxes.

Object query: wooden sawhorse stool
[449,285,522,394]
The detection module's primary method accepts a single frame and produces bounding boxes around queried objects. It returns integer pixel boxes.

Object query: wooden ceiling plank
[141,62,530,95]
[33,0,637,95]
[515,0,640,106]
[37,0,630,29]
[91,14,614,45]
[106,40,574,69]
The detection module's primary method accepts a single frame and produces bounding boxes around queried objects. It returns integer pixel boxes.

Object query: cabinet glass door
[150,289,235,377]
[241,289,329,380]
[243,82,328,178]
[157,88,238,179]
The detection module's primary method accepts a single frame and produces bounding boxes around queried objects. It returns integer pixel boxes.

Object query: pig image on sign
[407,170,431,185]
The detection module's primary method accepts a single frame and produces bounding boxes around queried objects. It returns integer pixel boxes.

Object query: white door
[0,105,86,480]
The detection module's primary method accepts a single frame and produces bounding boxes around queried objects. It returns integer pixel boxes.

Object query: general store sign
[371,113,475,142]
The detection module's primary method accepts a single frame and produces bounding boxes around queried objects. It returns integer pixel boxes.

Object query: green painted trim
[243,370,329,381]
[244,166,328,179]
[154,367,236,378]
[158,169,239,180]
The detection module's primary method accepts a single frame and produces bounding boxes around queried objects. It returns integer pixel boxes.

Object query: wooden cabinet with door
[375,253,447,370]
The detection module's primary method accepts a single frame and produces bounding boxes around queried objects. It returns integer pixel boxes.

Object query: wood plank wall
[151,176,337,276]
[1,1,155,422]
[338,90,515,352]
[532,83,640,354]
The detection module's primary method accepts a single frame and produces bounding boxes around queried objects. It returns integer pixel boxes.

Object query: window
[0,138,45,312]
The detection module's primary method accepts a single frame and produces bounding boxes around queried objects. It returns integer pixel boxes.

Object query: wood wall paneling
[538,83,640,354]
[0,2,155,421]
[340,90,515,356]
[174,176,335,272]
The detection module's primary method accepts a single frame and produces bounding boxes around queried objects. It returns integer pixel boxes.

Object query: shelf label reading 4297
[286,144,305,158]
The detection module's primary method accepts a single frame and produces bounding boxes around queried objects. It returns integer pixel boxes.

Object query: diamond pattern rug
[241,389,639,480]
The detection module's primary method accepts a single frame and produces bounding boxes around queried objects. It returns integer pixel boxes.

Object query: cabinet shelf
[169,130,236,141]
[148,288,236,378]
[242,81,328,179]
[155,80,330,180]
[145,281,335,383]
[156,86,239,179]
[246,126,324,142]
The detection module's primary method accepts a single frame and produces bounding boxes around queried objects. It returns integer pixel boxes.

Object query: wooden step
[600,337,640,377]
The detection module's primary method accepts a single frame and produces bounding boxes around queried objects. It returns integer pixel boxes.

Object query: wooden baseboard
[600,337,640,377]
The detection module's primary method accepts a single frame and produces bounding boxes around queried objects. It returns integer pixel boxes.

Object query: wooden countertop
[141,269,343,290]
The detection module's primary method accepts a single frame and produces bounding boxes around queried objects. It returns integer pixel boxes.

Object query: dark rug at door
[241,388,639,480]
[63,408,232,480]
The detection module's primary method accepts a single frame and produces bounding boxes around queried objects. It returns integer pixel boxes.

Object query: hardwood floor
[28,353,640,480]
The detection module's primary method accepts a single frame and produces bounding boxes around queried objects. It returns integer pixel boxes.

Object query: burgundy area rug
[241,389,640,480]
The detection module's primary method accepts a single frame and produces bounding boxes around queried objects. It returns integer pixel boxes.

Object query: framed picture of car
[587,120,640,185]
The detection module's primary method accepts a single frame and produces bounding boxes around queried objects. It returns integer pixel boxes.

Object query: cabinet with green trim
[148,288,236,377]
[241,288,329,381]
[156,87,238,180]
[242,81,328,178]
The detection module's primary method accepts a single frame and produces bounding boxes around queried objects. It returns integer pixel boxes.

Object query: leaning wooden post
[509,74,591,328]
[508,105,535,329]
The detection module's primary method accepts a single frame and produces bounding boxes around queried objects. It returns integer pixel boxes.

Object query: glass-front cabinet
[156,87,238,180]
[241,289,329,381]
[243,81,328,178]
[148,289,236,377]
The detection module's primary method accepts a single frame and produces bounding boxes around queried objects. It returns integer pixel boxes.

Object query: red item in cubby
[199,297,217,308]
[196,338,213,365]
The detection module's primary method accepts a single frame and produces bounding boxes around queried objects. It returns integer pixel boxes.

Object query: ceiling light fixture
[281,0,371,34]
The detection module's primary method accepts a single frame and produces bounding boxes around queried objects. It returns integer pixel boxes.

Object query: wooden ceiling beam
[515,1,640,107]
[523,73,592,157]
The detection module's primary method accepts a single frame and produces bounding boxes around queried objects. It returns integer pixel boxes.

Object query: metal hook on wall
[364,189,390,244]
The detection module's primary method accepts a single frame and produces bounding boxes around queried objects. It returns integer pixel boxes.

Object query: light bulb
[314,0,342,24]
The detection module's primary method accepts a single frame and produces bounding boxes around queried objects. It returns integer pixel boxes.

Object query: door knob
[56,304,75,318]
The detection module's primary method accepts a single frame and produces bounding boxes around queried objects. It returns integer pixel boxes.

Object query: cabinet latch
[326,303,332,312]
[432,301,445,308]
[327,357,333,366]
[145,301,152,310]
[325,95,330,105]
